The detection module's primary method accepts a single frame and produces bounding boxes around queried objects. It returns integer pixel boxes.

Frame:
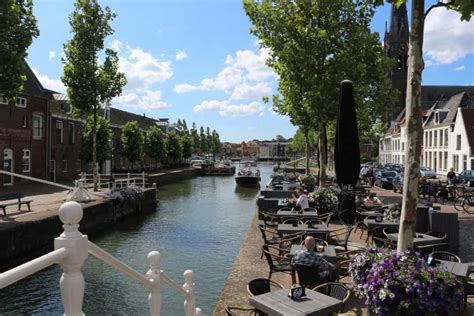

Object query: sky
[27,0,474,143]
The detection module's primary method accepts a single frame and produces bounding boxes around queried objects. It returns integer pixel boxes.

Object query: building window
[429,131,432,147]
[22,149,31,172]
[463,155,467,171]
[456,135,461,150]
[68,123,75,145]
[453,155,459,172]
[76,159,81,172]
[56,120,63,144]
[33,115,42,139]
[439,152,442,170]
[440,130,443,147]
[15,97,27,108]
[0,95,8,105]
[444,129,449,147]
[434,131,437,147]
[62,159,68,172]
[444,152,448,170]
[22,115,28,128]
[402,142,405,151]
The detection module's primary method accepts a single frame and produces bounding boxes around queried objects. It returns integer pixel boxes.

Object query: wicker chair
[312,282,351,311]
[428,251,461,263]
[246,278,284,297]
[317,212,334,226]
[281,218,304,226]
[372,236,397,249]
[224,304,259,316]
[329,226,353,251]
[304,219,325,226]
[258,210,279,230]
[261,245,293,279]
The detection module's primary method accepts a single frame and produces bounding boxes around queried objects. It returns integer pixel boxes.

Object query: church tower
[384,3,409,121]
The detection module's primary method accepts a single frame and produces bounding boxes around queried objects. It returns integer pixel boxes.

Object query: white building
[379,92,474,176]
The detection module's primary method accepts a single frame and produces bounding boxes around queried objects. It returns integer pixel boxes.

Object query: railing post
[54,201,88,316]
[183,270,199,316]
[146,251,162,316]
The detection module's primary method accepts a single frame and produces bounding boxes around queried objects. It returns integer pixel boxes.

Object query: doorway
[3,149,13,186]
[49,160,56,182]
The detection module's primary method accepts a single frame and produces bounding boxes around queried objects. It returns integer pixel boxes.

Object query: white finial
[147,251,161,268]
[184,270,193,283]
[59,201,83,225]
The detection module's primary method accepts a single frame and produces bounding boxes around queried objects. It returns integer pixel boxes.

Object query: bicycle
[454,190,473,214]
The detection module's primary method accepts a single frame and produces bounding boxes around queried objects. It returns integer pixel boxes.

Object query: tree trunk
[92,110,98,191]
[398,0,425,252]
[303,128,310,175]
[319,122,327,187]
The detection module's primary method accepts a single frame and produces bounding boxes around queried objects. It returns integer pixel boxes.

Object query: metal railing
[0,202,201,316]
[80,172,148,189]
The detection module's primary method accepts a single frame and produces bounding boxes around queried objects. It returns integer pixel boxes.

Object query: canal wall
[0,188,157,271]
[148,168,200,186]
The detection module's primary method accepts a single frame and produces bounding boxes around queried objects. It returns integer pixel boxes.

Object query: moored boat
[235,163,261,187]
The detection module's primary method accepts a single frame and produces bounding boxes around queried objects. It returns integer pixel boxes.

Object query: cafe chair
[282,218,304,226]
[312,282,351,312]
[329,226,353,251]
[425,231,448,240]
[246,278,284,297]
[337,260,351,280]
[294,264,325,288]
[258,210,279,230]
[427,251,461,263]
[318,212,333,227]
[224,304,260,316]
[382,226,399,238]
[261,245,293,280]
[304,219,324,226]
[372,236,397,249]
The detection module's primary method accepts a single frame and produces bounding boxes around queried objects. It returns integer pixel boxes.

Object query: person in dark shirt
[447,168,456,183]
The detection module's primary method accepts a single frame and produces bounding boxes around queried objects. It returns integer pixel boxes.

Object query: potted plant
[349,248,464,315]
[308,188,339,214]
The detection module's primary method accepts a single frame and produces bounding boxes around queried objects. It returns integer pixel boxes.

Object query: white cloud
[193,100,264,117]
[48,51,56,61]
[119,47,173,91]
[113,90,168,110]
[231,82,272,100]
[454,65,465,72]
[32,68,66,93]
[173,47,275,94]
[175,50,188,61]
[424,8,474,64]
[109,39,124,53]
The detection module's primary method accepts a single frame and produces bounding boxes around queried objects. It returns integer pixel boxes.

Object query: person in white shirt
[292,187,309,210]
[363,193,383,208]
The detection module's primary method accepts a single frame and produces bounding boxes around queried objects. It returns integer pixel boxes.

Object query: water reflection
[234,185,260,200]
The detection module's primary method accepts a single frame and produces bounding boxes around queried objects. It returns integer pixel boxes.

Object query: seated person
[292,236,337,283]
[363,193,383,208]
[291,187,309,211]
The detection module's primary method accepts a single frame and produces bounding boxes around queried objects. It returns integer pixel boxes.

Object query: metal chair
[294,264,325,288]
[258,210,279,230]
[261,245,293,279]
[382,226,399,238]
[304,219,324,226]
[246,278,284,297]
[224,304,259,316]
[281,218,304,226]
[329,226,353,251]
[425,231,448,240]
[428,251,461,263]
[372,236,397,249]
[312,282,351,311]
[317,212,334,226]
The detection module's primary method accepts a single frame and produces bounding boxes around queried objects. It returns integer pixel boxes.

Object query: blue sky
[28,0,473,142]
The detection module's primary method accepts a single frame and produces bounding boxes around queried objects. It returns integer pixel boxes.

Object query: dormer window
[434,110,448,124]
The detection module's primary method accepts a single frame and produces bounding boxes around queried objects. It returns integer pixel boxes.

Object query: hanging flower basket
[349,248,464,315]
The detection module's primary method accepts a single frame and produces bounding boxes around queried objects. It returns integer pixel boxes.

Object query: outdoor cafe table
[278,199,295,210]
[437,260,470,278]
[276,209,320,219]
[363,218,400,230]
[249,288,343,316]
[277,223,329,236]
[289,244,337,259]
[386,233,443,247]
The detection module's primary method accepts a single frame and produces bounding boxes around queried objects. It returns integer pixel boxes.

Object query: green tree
[382,0,474,251]
[181,134,193,160]
[291,128,318,156]
[0,0,39,100]
[245,0,394,183]
[145,126,167,169]
[199,126,208,154]
[190,122,200,154]
[211,130,221,156]
[62,0,126,190]
[82,115,113,167]
[121,121,144,170]
[167,131,183,164]
[206,127,213,156]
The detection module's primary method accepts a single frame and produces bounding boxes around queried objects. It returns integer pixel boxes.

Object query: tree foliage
[291,128,318,154]
[181,134,193,159]
[0,0,39,100]
[145,126,167,167]
[82,115,113,166]
[190,123,200,153]
[121,121,144,169]
[199,126,208,154]
[167,130,183,162]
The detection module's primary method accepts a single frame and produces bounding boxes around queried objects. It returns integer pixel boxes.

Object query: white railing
[0,202,201,316]
[80,172,148,189]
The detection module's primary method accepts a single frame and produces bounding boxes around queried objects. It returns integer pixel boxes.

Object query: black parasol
[335,80,360,224]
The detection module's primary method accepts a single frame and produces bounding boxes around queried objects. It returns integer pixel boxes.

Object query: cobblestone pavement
[215,185,474,315]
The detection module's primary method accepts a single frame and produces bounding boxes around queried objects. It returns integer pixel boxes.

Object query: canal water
[0,163,273,315]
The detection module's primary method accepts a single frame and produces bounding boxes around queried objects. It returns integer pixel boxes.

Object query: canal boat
[235,163,261,187]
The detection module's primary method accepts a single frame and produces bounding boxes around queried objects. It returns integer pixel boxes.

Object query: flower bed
[349,248,464,315]
[308,187,339,213]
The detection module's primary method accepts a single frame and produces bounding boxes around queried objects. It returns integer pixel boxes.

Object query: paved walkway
[214,185,474,315]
